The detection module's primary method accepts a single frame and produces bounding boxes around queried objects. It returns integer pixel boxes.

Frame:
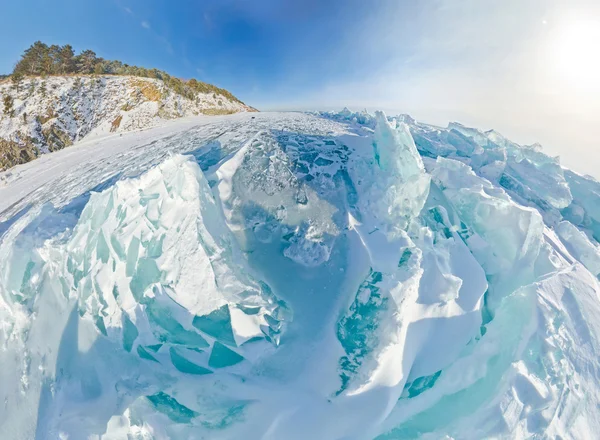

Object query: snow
[0,75,253,166]
[1,110,600,439]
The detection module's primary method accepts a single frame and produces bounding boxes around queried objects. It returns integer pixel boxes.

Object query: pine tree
[58,45,75,74]
[75,49,98,74]
[14,41,49,75]
[8,40,245,105]
[41,45,61,74]
[3,95,14,117]
[94,62,106,75]
[11,72,24,91]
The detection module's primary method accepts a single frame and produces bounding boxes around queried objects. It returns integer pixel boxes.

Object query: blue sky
[0,0,402,108]
[2,0,600,175]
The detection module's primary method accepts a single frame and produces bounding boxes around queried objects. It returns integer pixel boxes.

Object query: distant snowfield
[1,110,600,439]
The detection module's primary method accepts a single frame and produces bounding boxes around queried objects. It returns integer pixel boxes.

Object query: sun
[552,17,600,91]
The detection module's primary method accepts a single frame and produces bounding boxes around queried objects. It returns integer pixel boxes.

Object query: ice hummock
[2,110,600,439]
[52,153,288,351]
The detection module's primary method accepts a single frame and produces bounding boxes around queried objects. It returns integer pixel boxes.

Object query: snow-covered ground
[1,110,600,439]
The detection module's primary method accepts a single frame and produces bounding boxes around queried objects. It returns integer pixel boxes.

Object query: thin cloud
[203,12,214,30]
[116,4,173,56]
[114,0,133,16]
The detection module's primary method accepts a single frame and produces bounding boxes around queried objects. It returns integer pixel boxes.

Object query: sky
[1,0,600,176]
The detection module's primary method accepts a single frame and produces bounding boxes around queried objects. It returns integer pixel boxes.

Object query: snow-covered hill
[0,75,255,169]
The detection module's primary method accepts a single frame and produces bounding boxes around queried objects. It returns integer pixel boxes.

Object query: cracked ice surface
[2,111,600,439]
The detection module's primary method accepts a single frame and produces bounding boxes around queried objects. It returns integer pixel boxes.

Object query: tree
[11,72,24,91]
[149,68,163,80]
[58,45,75,74]
[14,41,49,75]
[41,45,61,74]
[7,40,245,105]
[94,62,106,75]
[3,95,14,117]
[104,60,123,75]
[75,49,98,74]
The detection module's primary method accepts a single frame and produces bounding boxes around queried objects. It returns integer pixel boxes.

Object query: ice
[556,221,600,277]
[192,305,237,347]
[407,119,572,225]
[354,111,430,235]
[208,342,245,368]
[143,290,210,347]
[136,345,159,362]
[217,131,341,268]
[429,157,544,306]
[130,258,161,301]
[330,114,488,439]
[169,347,213,375]
[563,169,600,242]
[337,269,389,393]
[146,392,198,423]
[2,110,600,439]
[122,313,139,352]
[412,126,478,159]
[501,155,572,210]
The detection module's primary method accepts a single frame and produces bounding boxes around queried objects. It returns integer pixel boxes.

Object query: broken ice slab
[500,157,572,211]
[125,236,140,277]
[192,305,237,347]
[401,370,442,399]
[208,341,244,368]
[314,157,334,167]
[237,304,261,315]
[96,231,110,263]
[170,347,213,375]
[110,232,126,261]
[563,170,600,242]
[352,111,430,235]
[144,234,165,258]
[398,248,412,267]
[556,221,600,277]
[430,157,544,304]
[122,313,139,353]
[145,298,210,348]
[146,343,163,352]
[137,345,159,362]
[146,392,198,423]
[18,260,37,303]
[129,257,161,301]
[95,316,108,336]
[337,269,388,392]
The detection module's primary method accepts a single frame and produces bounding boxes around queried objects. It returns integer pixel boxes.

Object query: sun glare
[553,18,600,91]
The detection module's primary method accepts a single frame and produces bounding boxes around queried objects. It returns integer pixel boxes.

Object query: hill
[0,42,256,170]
